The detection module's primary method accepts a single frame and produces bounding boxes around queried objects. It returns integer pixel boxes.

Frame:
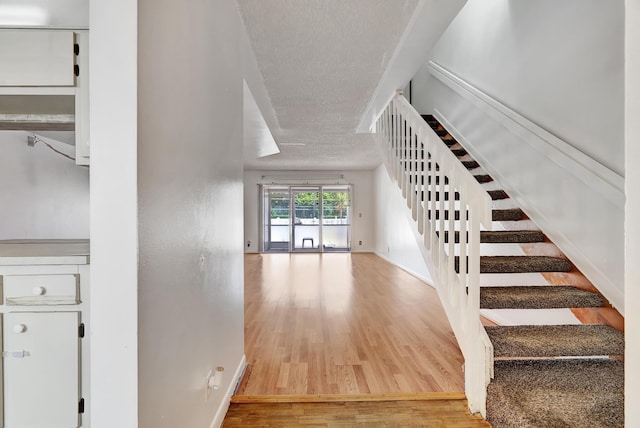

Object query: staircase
[374,94,623,427]
[426,114,624,428]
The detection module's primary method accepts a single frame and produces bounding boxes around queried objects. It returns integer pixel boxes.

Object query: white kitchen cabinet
[0,30,77,87]
[0,29,90,165]
[3,312,80,428]
[0,240,90,427]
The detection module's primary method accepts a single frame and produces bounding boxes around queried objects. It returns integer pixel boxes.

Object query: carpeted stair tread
[451,148,467,157]
[423,189,508,202]
[487,359,623,428]
[474,174,493,183]
[486,324,624,357]
[462,160,480,169]
[444,230,545,244]
[492,208,524,221]
[441,136,457,146]
[421,114,437,124]
[480,229,543,243]
[455,255,572,273]
[480,285,605,309]
[429,208,524,221]
[426,160,483,171]
[479,255,572,273]
[487,190,509,200]
[425,175,488,185]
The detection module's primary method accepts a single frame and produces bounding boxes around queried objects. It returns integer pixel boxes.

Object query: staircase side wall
[373,164,432,283]
[410,0,625,312]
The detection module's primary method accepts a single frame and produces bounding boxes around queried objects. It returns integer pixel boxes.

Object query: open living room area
[225,252,489,426]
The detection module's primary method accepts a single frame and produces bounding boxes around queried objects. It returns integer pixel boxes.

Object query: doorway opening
[261,184,352,253]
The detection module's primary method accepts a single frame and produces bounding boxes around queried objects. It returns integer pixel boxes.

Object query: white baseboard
[209,355,247,428]
[373,251,434,286]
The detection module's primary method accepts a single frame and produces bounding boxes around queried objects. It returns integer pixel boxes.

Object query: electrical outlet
[358,240,362,245]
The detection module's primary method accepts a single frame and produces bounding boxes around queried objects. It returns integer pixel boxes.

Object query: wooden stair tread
[231,392,467,404]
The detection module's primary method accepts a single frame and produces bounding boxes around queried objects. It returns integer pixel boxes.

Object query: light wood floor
[223,399,490,427]
[238,253,465,397]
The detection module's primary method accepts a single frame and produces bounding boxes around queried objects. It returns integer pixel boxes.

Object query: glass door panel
[263,187,290,252]
[321,187,351,251]
[292,188,320,251]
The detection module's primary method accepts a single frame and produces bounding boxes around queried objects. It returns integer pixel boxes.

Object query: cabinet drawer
[3,274,79,305]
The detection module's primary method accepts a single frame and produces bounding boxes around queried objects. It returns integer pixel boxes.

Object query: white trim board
[428,60,624,208]
[210,355,247,428]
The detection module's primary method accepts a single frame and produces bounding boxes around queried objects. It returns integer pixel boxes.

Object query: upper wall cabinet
[0,30,76,86]
[0,29,89,165]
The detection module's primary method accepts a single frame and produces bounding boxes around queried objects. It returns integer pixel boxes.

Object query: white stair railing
[375,92,494,416]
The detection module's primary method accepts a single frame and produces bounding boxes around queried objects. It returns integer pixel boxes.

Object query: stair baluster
[375,93,493,417]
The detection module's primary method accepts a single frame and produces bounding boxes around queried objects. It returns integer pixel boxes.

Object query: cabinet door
[3,312,79,428]
[0,30,76,86]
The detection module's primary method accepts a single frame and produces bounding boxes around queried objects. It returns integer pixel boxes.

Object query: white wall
[625,0,640,424]
[374,164,431,283]
[410,0,625,311]
[413,0,624,176]
[136,0,246,427]
[0,131,88,239]
[243,170,376,253]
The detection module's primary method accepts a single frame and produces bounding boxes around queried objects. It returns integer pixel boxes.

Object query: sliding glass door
[321,187,351,251]
[292,188,320,250]
[261,184,351,252]
[263,187,290,252]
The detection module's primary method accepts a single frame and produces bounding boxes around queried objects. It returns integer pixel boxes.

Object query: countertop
[0,239,90,265]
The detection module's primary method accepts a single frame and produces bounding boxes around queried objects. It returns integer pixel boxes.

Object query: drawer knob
[13,324,27,334]
[32,286,46,296]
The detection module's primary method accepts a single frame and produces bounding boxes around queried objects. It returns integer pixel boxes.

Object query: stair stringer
[375,93,494,417]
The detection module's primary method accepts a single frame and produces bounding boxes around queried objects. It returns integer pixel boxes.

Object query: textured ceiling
[238,0,419,170]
